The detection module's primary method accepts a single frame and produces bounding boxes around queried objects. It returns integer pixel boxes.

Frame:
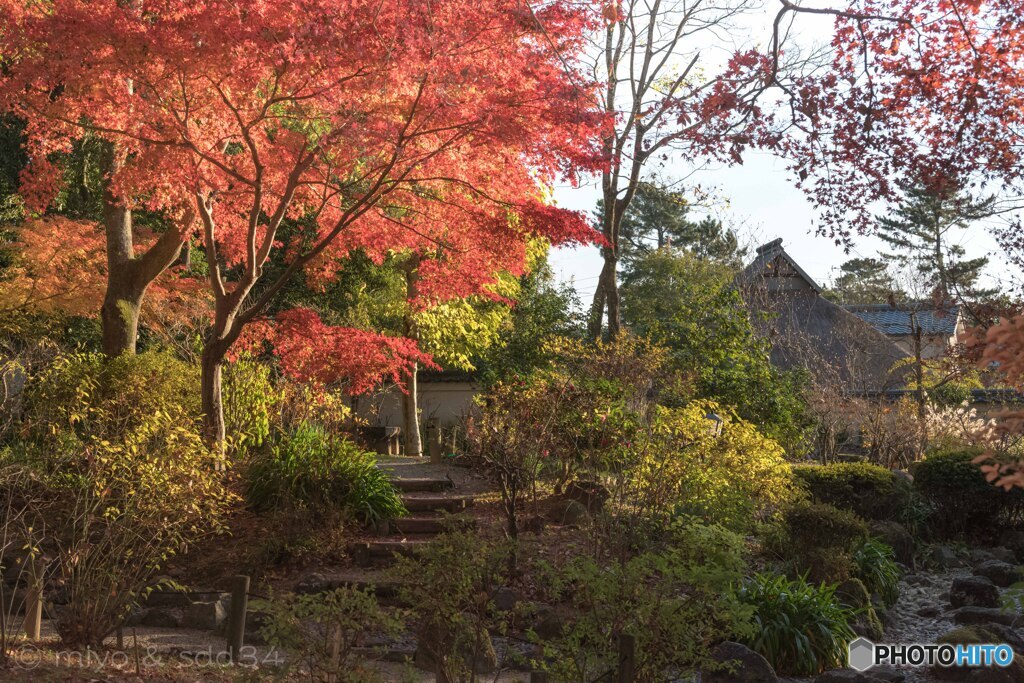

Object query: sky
[548,153,1011,304]
[543,2,1016,305]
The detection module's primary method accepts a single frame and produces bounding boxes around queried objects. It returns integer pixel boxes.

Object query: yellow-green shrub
[632,401,795,532]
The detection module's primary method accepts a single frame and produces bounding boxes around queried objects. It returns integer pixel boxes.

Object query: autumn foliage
[0,0,601,435]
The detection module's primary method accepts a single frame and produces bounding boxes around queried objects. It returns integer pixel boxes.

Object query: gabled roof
[843,304,961,337]
[738,238,823,293]
[739,238,910,391]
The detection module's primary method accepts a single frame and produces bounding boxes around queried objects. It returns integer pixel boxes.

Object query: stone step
[400,495,474,513]
[389,477,454,493]
[352,539,430,567]
[389,515,476,536]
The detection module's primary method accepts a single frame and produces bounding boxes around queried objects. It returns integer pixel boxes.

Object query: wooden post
[426,419,442,465]
[617,633,635,683]
[22,558,42,641]
[226,575,249,663]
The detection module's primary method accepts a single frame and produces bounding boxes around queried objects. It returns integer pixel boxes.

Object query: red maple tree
[0,0,600,441]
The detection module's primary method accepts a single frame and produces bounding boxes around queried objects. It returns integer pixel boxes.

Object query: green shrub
[835,578,883,641]
[245,422,404,524]
[533,520,753,683]
[255,586,402,682]
[392,532,509,683]
[914,449,1024,538]
[634,401,796,533]
[778,500,868,584]
[734,573,856,676]
[1,414,231,648]
[783,500,868,552]
[223,356,279,454]
[20,350,200,446]
[852,538,901,607]
[793,462,911,521]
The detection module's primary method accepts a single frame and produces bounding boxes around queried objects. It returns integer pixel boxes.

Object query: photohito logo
[848,637,1015,671]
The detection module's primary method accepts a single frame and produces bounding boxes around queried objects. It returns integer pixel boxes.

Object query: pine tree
[876,183,996,300]
[831,257,902,304]
[596,182,744,272]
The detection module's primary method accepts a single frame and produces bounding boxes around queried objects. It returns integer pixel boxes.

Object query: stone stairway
[351,461,477,567]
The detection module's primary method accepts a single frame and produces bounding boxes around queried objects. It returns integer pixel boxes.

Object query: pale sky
[546,3,1016,305]
[549,153,1012,303]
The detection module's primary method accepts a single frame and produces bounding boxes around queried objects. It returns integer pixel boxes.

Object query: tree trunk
[588,251,620,340]
[201,340,227,447]
[403,363,422,457]
[402,259,423,457]
[98,145,184,357]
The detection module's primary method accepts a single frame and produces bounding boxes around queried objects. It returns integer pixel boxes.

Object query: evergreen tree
[830,257,903,304]
[876,183,996,300]
[595,182,744,271]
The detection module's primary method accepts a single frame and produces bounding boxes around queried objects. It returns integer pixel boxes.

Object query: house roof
[843,304,961,337]
[738,238,823,293]
[739,239,910,391]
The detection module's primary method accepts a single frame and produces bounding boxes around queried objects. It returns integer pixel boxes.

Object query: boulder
[870,521,915,566]
[562,480,610,513]
[933,545,966,569]
[950,576,999,609]
[547,499,590,526]
[490,587,521,613]
[814,670,893,683]
[296,572,343,594]
[703,641,778,683]
[181,600,226,631]
[974,560,1024,588]
[139,606,184,628]
[954,607,1018,627]
[935,626,1024,682]
[989,547,1018,565]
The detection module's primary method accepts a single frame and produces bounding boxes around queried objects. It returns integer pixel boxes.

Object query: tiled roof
[843,304,960,337]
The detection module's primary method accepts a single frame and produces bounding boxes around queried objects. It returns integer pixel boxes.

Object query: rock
[935,626,1024,682]
[703,641,778,683]
[562,480,610,513]
[954,607,1019,626]
[414,625,497,675]
[547,499,590,526]
[181,600,226,631]
[971,548,997,565]
[522,515,546,534]
[951,576,1000,608]
[532,603,566,640]
[1001,531,1024,563]
[984,622,1024,653]
[870,521,915,566]
[142,589,192,608]
[933,545,966,569]
[917,606,940,618]
[904,574,932,587]
[296,572,342,594]
[139,607,184,628]
[989,547,1018,564]
[975,560,1024,588]
[814,670,889,683]
[490,587,521,612]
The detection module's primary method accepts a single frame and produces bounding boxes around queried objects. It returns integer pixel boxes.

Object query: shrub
[782,500,868,553]
[19,350,200,445]
[392,532,510,683]
[734,573,856,676]
[223,356,279,453]
[245,423,404,525]
[533,520,753,683]
[914,448,1024,538]
[1,412,231,648]
[778,500,869,584]
[634,401,795,532]
[792,462,911,521]
[852,538,901,607]
[255,586,402,683]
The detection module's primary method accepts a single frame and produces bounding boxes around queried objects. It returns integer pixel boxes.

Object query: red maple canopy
[0,0,601,405]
